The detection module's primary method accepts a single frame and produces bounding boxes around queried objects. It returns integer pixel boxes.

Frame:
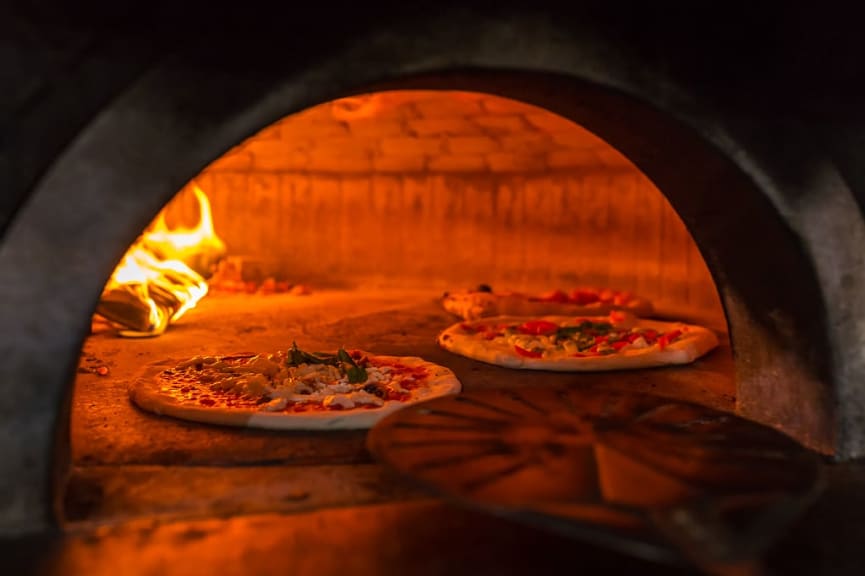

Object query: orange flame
[97,185,226,337]
[142,186,225,261]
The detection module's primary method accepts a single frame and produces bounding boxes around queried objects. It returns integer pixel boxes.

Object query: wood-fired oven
[2,2,865,574]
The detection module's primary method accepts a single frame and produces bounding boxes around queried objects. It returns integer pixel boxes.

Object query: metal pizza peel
[366,387,823,573]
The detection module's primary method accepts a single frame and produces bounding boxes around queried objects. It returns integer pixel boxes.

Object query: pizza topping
[658,329,683,350]
[285,342,368,383]
[321,391,385,410]
[362,383,387,398]
[513,345,544,358]
[158,344,427,412]
[570,289,600,305]
[262,397,288,412]
[530,289,570,303]
[459,315,686,359]
[525,287,634,307]
[517,320,560,336]
[458,322,506,339]
[443,284,655,323]
[438,313,717,372]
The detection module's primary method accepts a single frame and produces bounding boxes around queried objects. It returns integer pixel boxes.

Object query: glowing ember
[96,185,226,337]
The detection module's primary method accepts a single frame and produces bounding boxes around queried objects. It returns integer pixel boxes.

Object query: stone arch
[0,8,857,536]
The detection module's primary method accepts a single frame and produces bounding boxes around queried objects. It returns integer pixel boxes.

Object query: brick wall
[164,91,722,317]
[205,91,631,174]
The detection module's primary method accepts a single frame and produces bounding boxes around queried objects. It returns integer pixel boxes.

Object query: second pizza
[437,311,718,371]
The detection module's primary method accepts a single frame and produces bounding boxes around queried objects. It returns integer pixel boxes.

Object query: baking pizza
[128,343,461,430]
[442,284,654,321]
[437,311,718,371]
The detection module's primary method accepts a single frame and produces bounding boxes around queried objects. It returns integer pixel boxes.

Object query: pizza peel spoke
[452,395,526,418]
[387,438,505,449]
[632,402,722,427]
[632,403,683,424]
[410,407,513,427]
[554,388,582,416]
[389,421,505,435]
[407,445,514,472]
[599,392,663,422]
[673,415,732,428]
[459,459,534,493]
[501,390,550,416]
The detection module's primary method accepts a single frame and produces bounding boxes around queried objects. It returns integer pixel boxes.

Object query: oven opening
[3,2,860,570]
[66,89,740,557]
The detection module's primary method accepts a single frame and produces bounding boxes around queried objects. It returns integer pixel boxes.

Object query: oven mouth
[0,27,849,569]
[64,89,739,551]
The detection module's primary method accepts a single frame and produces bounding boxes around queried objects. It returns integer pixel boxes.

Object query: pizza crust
[128,354,462,430]
[437,315,718,371]
[442,290,654,321]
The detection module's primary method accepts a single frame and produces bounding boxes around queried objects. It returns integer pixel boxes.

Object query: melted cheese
[172,353,421,412]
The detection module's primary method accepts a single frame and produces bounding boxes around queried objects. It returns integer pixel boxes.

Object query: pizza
[437,311,718,371]
[442,284,654,321]
[128,343,461,430]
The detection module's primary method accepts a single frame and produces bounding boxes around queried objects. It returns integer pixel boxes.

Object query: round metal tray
[367,386,823,566]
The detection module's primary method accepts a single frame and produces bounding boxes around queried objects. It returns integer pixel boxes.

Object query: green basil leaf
[346,365,368,383]
[337,348,355,365]
[286,342,306,366]
[555,326,583,338]
[337,347,368,383]
[286,342,338,367]
[593,322,613,334]
[285,344,368,382]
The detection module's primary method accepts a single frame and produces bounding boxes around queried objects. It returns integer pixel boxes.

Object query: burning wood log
[96,285,173,336]
[96,253,211,337]
[96,184,224,337]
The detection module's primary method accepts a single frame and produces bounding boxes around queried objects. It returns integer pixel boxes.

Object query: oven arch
[0,7,861,537]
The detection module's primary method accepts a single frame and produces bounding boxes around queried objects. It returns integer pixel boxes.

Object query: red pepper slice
[594,335,609,344]
[529,289,569,303]
[609,310,628,323]
[514,345,543,358]
[641,329,658,344]
[386,390,410,402]
[612,292,633,306]
[658,329,682,350]
[611,340,629,350]
[517,320,559,335]
[570,289,600,305]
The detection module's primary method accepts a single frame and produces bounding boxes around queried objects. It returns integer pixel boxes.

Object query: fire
[96,185,226,337]
[142,186,225,261]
